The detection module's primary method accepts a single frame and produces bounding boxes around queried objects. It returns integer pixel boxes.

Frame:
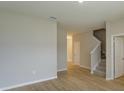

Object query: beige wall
[106,18,124,80]
[73,31,98,69]
[73,33,80,65]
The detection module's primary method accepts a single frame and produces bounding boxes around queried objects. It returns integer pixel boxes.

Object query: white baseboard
[57,68,67,72]
[106,77,114,80]
[80,65,90,70]
[0,76,57,91]
[91,70,94,74]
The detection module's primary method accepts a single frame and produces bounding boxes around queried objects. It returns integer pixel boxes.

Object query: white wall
[0,11,57,89]
[73,31,98,69]
[57,23,67,71]
[106,18,124,80]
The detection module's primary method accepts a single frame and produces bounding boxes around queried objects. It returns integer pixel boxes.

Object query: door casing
[114,37,124,78]
[111,33,124,79]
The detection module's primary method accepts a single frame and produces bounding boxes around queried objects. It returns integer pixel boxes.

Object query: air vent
[48,16,57,21]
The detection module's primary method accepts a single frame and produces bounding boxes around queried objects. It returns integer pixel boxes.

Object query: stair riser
[96,67,106,72]
[93,71,106,77]
[99,63,106,66]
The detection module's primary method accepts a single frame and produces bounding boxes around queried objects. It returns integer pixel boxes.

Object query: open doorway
[67,32,80,69]
[113,35,124,79]
[67,34,73,63]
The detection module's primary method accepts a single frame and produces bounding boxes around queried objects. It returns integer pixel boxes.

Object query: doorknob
[122,58,124,60]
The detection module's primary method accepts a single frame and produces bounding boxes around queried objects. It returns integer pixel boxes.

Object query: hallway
[9,62,124,91]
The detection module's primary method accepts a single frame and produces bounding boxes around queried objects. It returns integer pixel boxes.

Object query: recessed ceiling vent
[48,16,57,21]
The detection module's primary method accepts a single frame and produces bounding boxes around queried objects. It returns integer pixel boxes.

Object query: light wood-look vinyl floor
[9,62,124,91]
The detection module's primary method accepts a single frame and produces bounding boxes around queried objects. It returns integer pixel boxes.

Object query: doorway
[67,35,73,62]
[67,32,80,69]
[113,35,124,79]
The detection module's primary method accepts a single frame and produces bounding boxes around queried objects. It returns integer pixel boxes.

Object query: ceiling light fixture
[78,0,84,3]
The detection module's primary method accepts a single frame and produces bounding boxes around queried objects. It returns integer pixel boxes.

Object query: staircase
[91,28,106,77]
[93,59,106,77]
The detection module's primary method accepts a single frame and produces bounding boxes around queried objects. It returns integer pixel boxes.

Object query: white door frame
[111,33,124,79]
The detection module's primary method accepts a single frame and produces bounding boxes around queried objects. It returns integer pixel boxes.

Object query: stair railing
[90,37,101,74]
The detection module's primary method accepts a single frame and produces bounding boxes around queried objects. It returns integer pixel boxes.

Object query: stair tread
[93,59,106,77]
[101,59,106,62]
[93,70,106,77]
[99,63,106,66]
[94,70,105,74]
[96,66,106,72]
